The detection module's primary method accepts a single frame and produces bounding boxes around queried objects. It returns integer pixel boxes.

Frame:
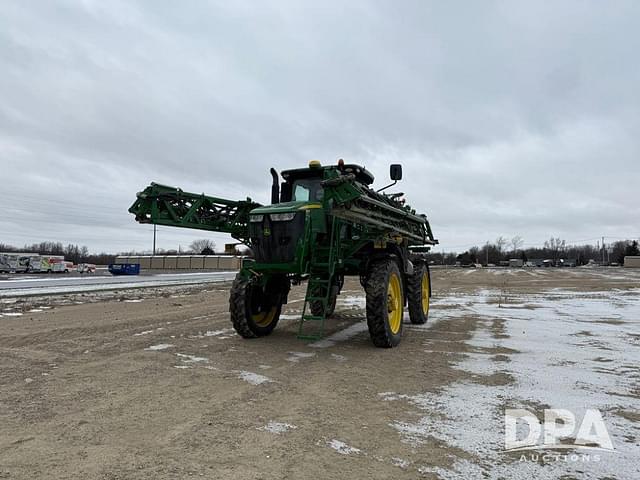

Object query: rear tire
[407,263,430,324]
[310,284,338,317]
[230,274,285,338]
[365,258,404,348]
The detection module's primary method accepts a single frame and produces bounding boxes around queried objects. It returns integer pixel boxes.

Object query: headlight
[249,214,264,223]
[270,212,296,222]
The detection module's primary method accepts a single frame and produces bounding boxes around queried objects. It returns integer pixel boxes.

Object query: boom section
[128,183,260,242]
[321,172,437,248]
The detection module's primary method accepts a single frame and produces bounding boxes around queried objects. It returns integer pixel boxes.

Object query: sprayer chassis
[129,162,437,347]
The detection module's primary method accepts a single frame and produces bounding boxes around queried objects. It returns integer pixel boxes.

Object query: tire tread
[365,259,402,348]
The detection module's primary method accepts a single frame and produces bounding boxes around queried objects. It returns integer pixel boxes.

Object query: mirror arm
[376,180,397,193]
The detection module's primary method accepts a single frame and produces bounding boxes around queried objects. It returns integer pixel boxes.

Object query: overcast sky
[1,1,638,254]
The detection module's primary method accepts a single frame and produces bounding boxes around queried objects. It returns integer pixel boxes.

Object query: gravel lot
[1,268,639,479]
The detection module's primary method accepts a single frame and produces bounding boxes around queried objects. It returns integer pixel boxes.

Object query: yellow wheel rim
[252,306,277,327]
[387,272,403,334]
[421,271,430,315]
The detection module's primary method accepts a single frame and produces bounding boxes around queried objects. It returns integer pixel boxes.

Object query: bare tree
[511,236,524,256]
[544,237,566,264]
[64,243,81,263]
[469,246,480,264]
[189,239,216,255]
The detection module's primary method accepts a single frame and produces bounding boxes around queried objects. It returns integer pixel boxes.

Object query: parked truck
[0,253,38,273]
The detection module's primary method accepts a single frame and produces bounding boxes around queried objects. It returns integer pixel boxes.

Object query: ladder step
[298,334,323,340]
[302,315,325,321]
[305,296,328,302]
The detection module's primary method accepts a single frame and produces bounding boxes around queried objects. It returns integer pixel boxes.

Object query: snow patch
[134,330,154,336]
[391,457,411,469]
[176,353,208,363]
[258,421,297,434]
[238,371,272,385]
[327,439,361,455]
[338,296,366,309]
[309,321,368,348]
[145,343,174,351]
[286,351,316,362]
[204,328,235,337]
[383,287,640,479]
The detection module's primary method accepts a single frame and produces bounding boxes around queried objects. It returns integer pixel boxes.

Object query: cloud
[0,0,638,253]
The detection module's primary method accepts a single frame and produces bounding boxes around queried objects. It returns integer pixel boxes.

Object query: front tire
[365,258,404,348]
[230,274,285,338]
[407,263,430,324]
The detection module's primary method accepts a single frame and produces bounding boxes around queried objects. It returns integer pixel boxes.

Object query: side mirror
[390,164,402,181]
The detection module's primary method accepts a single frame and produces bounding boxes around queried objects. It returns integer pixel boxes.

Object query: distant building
[508,258,524,267]
[624,256,640,268]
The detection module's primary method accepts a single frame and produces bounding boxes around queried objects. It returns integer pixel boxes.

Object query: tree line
[426,237,640,266]
[3,236,638,267]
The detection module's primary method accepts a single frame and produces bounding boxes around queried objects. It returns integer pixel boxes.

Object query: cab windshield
[291,178,324,202]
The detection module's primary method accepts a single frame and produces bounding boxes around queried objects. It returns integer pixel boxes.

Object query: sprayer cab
[279,161,374,201]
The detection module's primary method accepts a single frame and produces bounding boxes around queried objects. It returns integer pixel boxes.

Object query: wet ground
[1,267,639,479]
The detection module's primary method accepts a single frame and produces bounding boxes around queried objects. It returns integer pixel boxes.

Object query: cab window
[291,179,323,202]
[294,184,310,201]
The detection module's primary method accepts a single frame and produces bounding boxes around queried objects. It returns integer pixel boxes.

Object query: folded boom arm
[128,183,260,243]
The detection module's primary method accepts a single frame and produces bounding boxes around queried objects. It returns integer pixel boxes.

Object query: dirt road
[1,268,639,479]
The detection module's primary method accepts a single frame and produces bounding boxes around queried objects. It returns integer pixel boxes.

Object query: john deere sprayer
[129,160,437,347]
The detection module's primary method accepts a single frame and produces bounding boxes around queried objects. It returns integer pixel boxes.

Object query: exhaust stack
[270,168,279,204]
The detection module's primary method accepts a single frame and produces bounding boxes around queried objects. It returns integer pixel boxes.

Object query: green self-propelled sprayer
[129,160,437,347]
